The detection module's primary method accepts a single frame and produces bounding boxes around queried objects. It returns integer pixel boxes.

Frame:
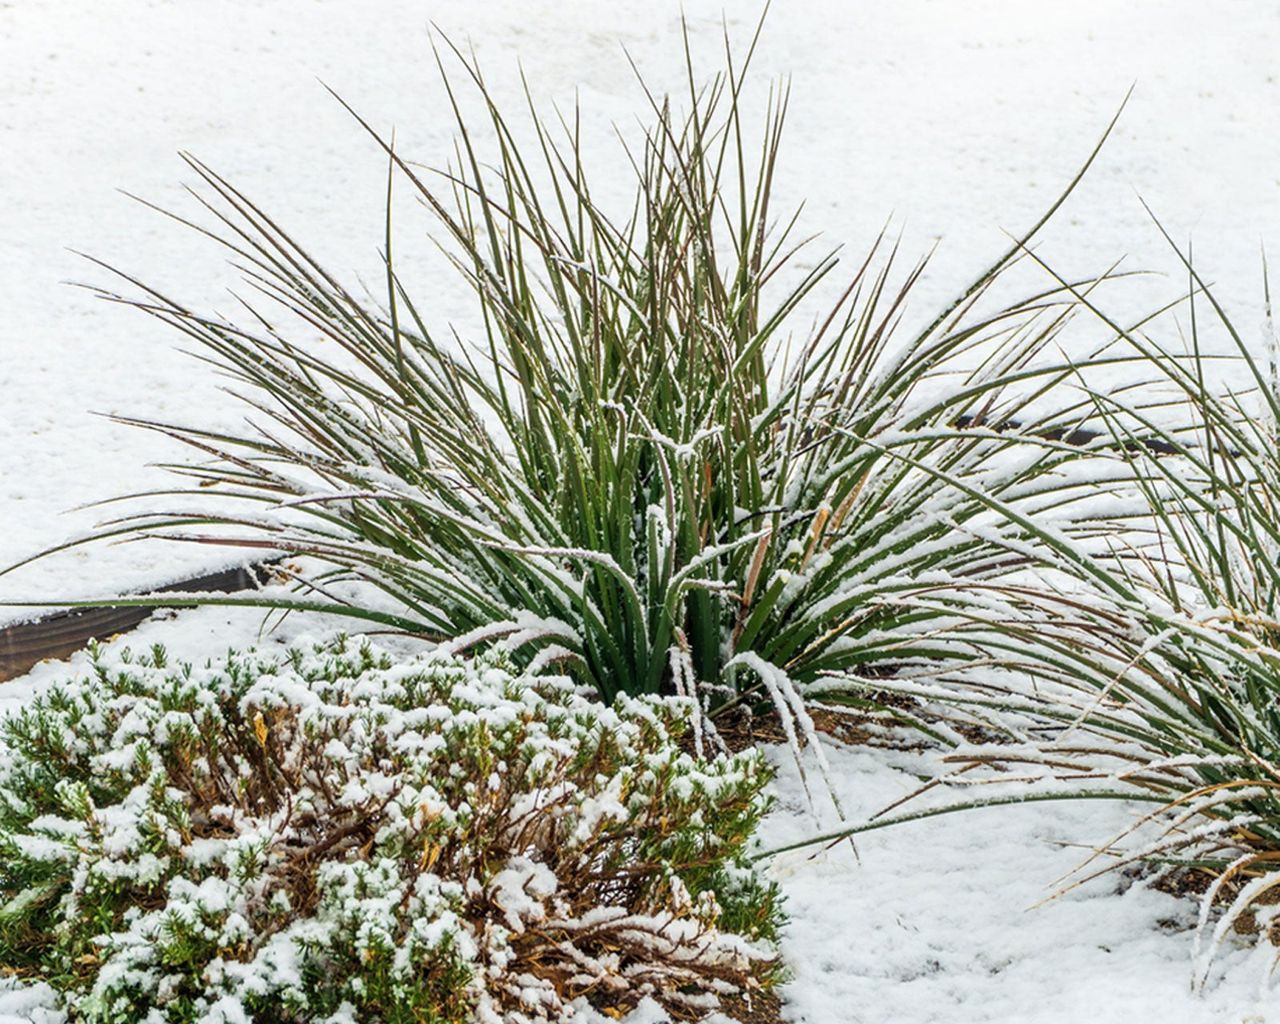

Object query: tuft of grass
[1042,248,1280,984]
[5,25,1155,727]
[813,238,1280,986]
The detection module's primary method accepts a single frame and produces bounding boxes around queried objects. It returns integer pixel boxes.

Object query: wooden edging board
[0,563,274,683]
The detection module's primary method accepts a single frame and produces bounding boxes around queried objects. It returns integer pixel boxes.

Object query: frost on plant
[0,637,782,1023]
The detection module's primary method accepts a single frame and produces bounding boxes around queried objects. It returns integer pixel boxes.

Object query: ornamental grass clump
[839,253,1280,986]
[0,636,781,1023]
[7,30,1159,719]
[1028,263,1280,984]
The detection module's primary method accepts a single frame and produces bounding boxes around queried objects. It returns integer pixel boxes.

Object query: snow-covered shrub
[0,636,781,1023]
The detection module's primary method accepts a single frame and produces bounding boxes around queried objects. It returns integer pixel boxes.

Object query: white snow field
[2,1,1279,1021]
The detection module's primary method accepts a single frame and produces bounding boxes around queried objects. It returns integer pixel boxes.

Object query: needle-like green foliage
[0,636,781,1021]
[8,28,1151,717]
[849,238,1280,985]
[1046,252,1280,983]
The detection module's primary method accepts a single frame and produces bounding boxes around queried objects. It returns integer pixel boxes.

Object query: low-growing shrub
[0,636,781,1022]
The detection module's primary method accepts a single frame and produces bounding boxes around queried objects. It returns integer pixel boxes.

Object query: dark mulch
[718,986,785,1024]
[1152,861,1280,939]
[705,694,931,757]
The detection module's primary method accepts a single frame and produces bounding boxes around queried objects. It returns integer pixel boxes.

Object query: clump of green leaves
[0,636,781,1022]
[1029,259,1280,984]
[858,250,1280,986]
[12,27,1154,715]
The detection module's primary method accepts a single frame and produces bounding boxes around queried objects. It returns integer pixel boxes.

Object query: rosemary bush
[0,636,781,1022]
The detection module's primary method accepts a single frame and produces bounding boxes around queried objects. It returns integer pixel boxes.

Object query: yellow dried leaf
[423,842,442,872]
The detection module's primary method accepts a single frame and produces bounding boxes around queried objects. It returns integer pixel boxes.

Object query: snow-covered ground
[766,745,1272,1024]
[0,606,1272,1023]
[2,2,1279,1021]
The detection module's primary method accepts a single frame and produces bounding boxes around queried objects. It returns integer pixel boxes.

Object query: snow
[3,2,1280,1022]
[762,740,1275,1024]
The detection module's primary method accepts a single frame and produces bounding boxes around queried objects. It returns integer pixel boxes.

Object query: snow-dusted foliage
[50,28,1150,717]
[0,637,781,1023]
[944,287,1280,985]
